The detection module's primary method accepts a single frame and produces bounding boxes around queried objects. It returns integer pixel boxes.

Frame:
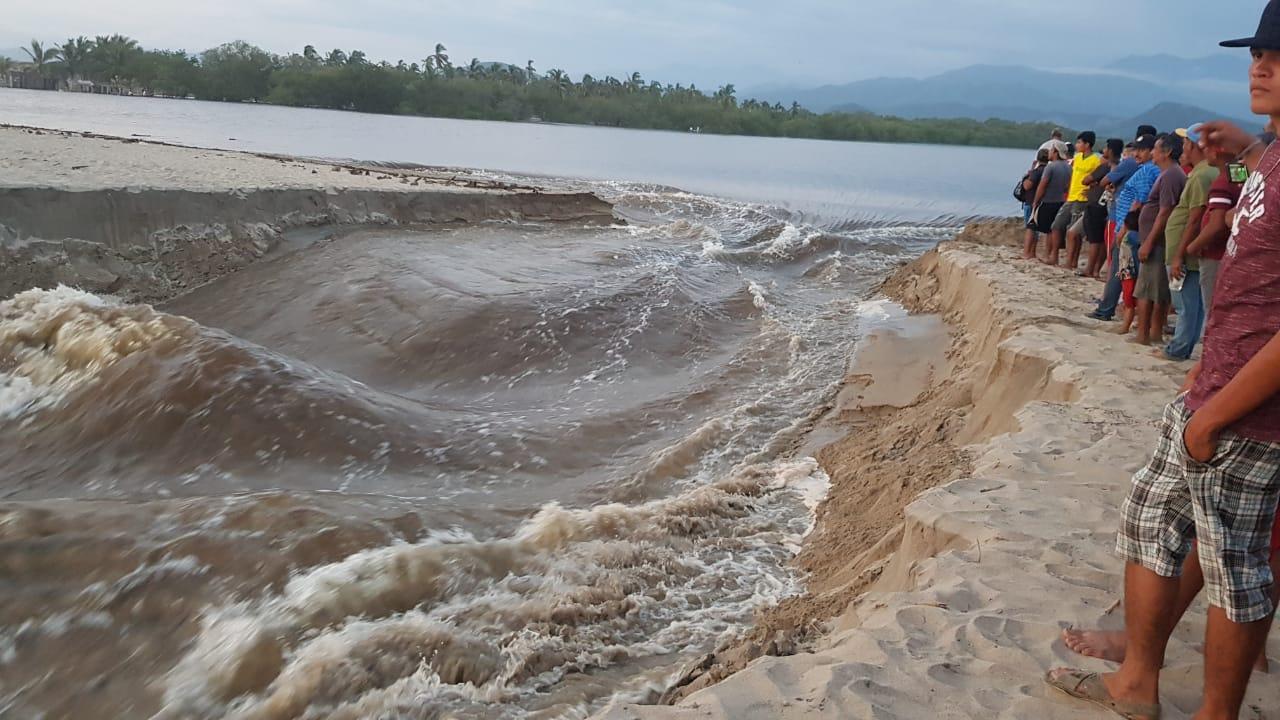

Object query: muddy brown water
[0,184,957,718]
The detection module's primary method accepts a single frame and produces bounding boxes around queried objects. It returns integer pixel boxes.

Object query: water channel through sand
[0,93,1030,718]
[0,177,962,717]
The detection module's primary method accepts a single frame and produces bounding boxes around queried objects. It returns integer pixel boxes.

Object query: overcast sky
[0,1,1266,89]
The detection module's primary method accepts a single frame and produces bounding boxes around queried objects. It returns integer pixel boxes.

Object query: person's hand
[1183,412,1221,464]
[1139,243,1153,262]
[1199,121,1256,158]
[1180,361,1202,393]
[1170,257,1185,281]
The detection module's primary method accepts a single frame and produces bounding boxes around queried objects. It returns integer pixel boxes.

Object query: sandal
[1045,669,1161,719]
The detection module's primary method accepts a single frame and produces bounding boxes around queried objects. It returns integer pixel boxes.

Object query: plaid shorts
[1116,396,1280,623]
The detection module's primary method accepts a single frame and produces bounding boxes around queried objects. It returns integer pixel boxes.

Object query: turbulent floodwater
[0,181,953,719]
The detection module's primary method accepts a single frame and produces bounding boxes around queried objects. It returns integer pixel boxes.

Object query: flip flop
[1045,669,1161,720]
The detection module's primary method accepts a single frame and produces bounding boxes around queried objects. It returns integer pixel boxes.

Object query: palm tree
[715,83,737,108]
[525,60,536,84]
[346,50,367,65]
[430,44,450,76]
[302,45,318,62]
[325,48,347,66]
[0,57,12,88]
[59,36,94,83]
[546,68,570,96]
[467,57,482,77]
[628,71,643,93]
[22,40,62,78]
[91,34,140,87]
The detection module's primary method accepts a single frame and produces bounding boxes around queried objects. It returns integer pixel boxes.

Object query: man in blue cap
[1048,3,1280,718]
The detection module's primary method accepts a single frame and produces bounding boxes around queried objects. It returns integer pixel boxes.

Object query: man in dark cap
[1090,127,1162,321]
[1050,3,1280,718]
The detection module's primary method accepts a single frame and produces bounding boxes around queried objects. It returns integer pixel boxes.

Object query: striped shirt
[1115,162,1160,221]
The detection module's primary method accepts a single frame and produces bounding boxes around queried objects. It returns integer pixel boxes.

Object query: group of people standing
[1019,123,1246,363]
[1011,4,1280,719]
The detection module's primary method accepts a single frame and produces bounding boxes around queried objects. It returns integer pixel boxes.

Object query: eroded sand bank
[0,126,614,302]
[601,221,1280,719]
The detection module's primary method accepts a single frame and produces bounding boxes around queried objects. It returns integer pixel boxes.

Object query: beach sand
[599,221,1280,719]
[0,124,495,192]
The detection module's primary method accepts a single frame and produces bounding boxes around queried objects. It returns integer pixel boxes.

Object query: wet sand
[600,221,1280,719]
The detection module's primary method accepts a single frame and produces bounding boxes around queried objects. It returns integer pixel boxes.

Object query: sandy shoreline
[0,126,614,302]
[600,222,1280,719]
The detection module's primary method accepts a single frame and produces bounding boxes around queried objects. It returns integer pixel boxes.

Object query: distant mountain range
[747,54,1258,132]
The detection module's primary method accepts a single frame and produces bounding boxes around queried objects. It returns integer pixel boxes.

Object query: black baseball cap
[1136,125,1157,139]
[1133,135,1156,150]
[1221,0,1280,49]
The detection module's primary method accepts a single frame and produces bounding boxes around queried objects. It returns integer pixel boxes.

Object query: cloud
[0,0,1263,88]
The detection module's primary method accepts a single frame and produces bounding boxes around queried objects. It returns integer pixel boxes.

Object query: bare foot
[1062,627,1127,663]
[1111,325,1132,335]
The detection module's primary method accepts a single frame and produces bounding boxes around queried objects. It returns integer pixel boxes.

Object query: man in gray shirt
[1026,140,1072,259]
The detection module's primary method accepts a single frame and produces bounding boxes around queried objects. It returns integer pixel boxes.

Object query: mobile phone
[1228,162,1249,183]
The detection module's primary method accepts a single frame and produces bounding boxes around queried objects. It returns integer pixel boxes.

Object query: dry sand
[599,221,1280,719]
[0,124,495,192]
[0,126,614,303]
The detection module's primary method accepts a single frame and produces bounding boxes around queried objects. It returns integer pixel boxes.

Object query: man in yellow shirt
[1049,131,1101,267]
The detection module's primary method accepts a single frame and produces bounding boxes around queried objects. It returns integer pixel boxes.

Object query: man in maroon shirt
[1047,5,1280,719]
[1186,160,1243,315]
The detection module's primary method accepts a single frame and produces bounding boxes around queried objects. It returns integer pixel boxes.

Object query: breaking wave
[0,181,954,718]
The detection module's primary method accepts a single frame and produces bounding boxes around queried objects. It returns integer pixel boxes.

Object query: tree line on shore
[2,36,1064,149]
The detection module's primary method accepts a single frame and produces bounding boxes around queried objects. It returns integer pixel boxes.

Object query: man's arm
[1141,205,1173,262]
[1170,204,1207,279]
[1033,173,1049,206]
[1186,208,1230,257]
[1185,330,1280,461]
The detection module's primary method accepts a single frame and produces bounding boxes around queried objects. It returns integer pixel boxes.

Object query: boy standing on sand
[1047,5,1280,718]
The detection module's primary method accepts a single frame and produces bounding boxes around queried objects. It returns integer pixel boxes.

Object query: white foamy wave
[761,224,804,257]
[700,238,729,259]
[747,280,770,310]
[157,464,814,718]
[0,286,182,419]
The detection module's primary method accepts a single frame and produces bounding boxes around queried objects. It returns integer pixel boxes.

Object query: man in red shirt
[1047,5,1280,718]
[1186,160,1243,315]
